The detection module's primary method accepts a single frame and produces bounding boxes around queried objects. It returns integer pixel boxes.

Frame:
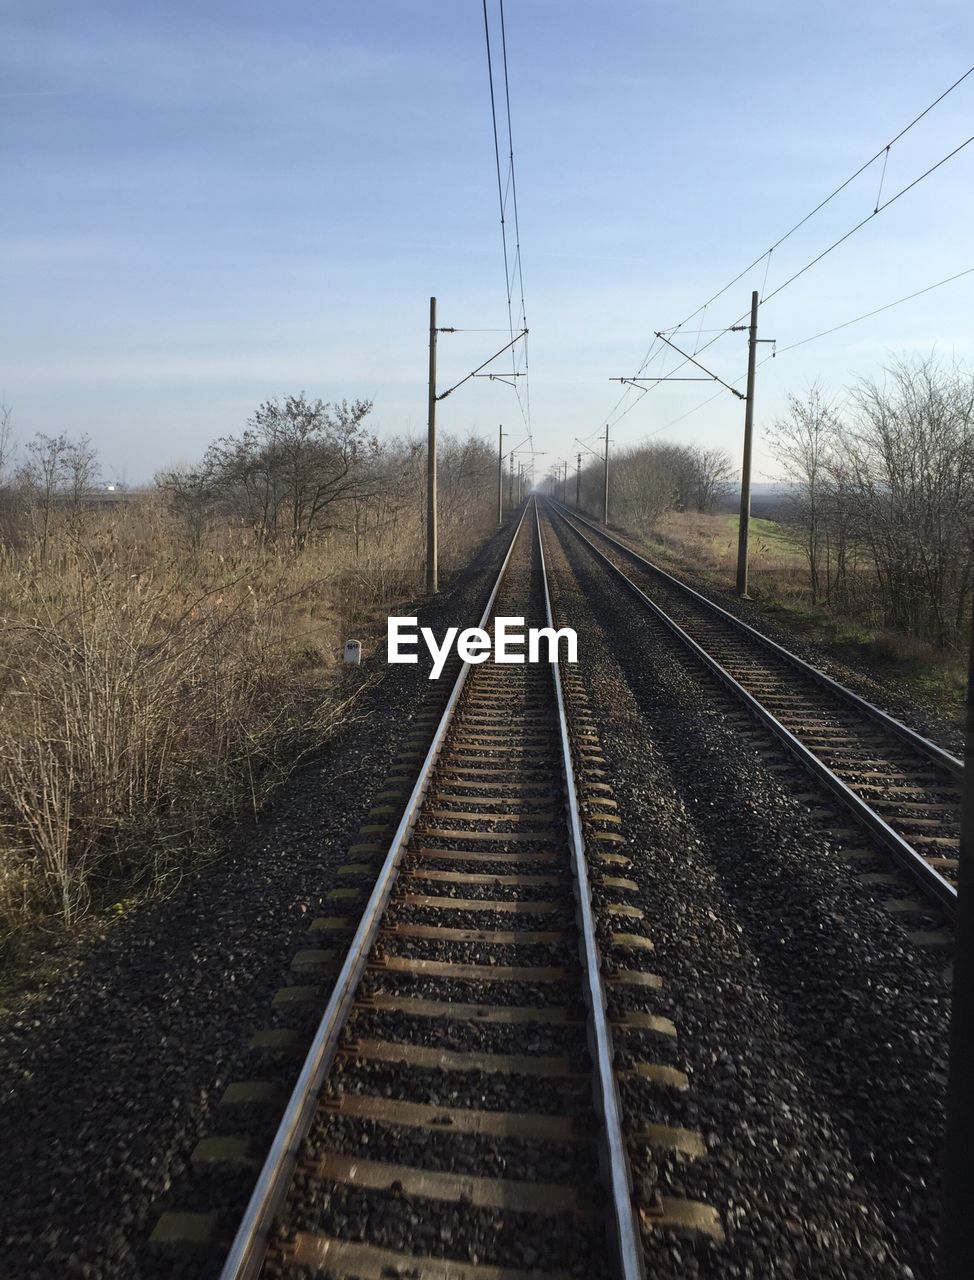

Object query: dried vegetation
[0,397,496,948]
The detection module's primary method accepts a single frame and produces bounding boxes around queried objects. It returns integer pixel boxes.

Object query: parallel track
[546,500,961,919]
[217,502,664,1280]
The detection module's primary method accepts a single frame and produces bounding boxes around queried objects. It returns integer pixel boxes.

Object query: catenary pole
[735,290,759,598]
[576,452,581,507]
[426,296,438,593]
[497,425,504,524]
[941,609,974,1279]
[602,424,610,525]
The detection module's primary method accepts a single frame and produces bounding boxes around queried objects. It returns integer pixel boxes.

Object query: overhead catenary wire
[599,61,974,438]
[665,61,974,332]
[499,0,532,446]
[761,132,974,303]
[482,0,532,447]
[775,265,974,353]
[640,120,974,396]
[501,0,532,450]
[613,263,974,443]
[499,2,527,338]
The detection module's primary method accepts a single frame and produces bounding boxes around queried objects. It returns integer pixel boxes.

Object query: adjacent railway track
[545,500,961,922]
[205,501,714,1280]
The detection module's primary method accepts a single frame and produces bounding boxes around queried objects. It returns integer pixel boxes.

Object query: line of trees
[567,440,734,527]
[0,394,499,587]
[769,354,974,649]
[156,393,497,575]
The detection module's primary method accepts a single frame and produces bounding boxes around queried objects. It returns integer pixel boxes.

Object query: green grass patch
[725,514,802,557]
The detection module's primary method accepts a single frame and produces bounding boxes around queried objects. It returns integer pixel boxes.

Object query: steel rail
[547,499,962,779]
[534,503,646,1280]
[548,504,958,917]
[218,506,532,1280]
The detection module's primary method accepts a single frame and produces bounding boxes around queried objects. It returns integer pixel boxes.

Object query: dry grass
[649,509,807,599]
[0,493,490,950]
[624,508,967,722]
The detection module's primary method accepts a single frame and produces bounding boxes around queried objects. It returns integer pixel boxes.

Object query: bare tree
[0,401,13,481]
[18,433,73,562]
[200,395,377,549]
[63,434,101,528]
[157,461,216,552]
[766,384,841,604]
[14,432,103,557]
[611,443,680,530]
[840,354,974,646]
[576,439,732,530]
[0,401,16,547]
[691,446,734,513]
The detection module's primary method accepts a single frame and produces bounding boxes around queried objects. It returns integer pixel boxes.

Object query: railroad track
[170,501,720,1280]
[545,500,962,924]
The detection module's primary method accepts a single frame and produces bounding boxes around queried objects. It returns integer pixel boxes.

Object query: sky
[2,0,973,485]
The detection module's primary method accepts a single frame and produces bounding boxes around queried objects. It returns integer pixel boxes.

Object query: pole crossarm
[730,324,777,350]
[575,437,604,460]
[653,332,747,401]
[610,376,718,386]
[472,373,525,386]
[437,329,528,401]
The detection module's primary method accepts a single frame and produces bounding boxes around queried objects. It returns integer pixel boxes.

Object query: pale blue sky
[2,1,972,483]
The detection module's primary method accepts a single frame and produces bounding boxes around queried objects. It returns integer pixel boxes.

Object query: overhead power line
[667,61,974,331]
[776,265,974,353]
[633,120,974,404]
[761,132,974,303]
[483,0,532,444]
[600,61,974,437]
[621,263,974,441]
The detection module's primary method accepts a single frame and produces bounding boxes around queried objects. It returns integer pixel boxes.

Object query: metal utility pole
[508,452,515,507]
[423,301,526,576]
[602,423,610,526]
[518,461,524,505]
[735,290,759,598]
[497,425,504,524]
[611,295,770,592]
[576,453,581,507]
[426,296,438,594]
[941,612,974,1279]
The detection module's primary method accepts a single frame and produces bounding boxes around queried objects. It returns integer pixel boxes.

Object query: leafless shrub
[0,406,498,948]
[768,355,974,647]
